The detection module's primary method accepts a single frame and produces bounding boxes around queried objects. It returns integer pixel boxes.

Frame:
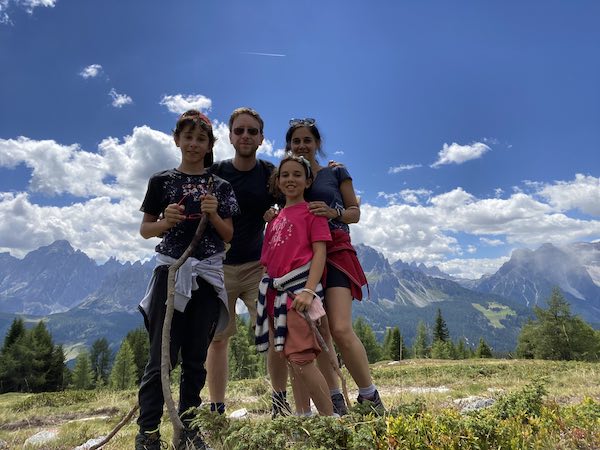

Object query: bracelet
[301,288,320,301]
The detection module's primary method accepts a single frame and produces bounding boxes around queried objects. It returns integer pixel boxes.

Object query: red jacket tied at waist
[324,228,369,301]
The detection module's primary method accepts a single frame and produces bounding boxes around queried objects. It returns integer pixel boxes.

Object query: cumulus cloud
[160,94,212,114]
[109,88,133,108]
[535,174,600,216]
[79,64,103,79]
[1,0,56,22]
[431,142,490,167]
[388,164,422,174]
[1,128,599,281]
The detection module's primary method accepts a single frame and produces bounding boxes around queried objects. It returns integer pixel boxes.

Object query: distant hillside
[0,240,599,355]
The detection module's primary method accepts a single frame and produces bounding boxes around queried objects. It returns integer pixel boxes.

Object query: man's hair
[228,107,264,134]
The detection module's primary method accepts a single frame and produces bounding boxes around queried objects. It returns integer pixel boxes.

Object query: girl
[286,118,384,414]
[256,155,334,416]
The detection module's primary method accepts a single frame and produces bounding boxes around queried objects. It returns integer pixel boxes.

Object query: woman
[286,118,384,414]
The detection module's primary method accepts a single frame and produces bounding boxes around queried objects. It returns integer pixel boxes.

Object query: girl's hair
[284,119,325,157]
[173,109,216,167]
[269,154,314,197]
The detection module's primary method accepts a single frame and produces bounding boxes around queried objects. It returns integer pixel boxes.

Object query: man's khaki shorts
[212,260,263,341]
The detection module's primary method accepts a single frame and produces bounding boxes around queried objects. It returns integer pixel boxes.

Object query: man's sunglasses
[289,118,316,127]
[232,127,260,136]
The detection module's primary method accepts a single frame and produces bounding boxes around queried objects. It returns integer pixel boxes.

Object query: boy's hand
[200,194,218,216]
[292,291,313,313]
[164,203,185,225]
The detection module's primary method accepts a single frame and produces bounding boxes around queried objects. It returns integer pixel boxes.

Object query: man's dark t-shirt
[211,159,275,264]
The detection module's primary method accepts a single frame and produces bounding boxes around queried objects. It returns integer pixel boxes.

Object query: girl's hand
[200,194,218,216]
[308,201,336,219]
[263,207,279,223]
[292,291,313,313]
[164,203,185,225]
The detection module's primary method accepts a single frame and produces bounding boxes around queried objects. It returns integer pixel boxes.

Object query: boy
[136,110,239,450]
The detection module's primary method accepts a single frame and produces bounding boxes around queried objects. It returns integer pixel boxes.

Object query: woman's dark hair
[269,154,314,198]
[173,110,216,167]
[284,122,325,157]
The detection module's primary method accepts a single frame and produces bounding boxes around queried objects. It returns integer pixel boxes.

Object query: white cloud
[1,130,599,282]
[79,64,103,79]
[109,88,133,108]
[160,94,212,114]
[388,164,422,174]
[480,237,504,246]
[535,174,600,215]
[431,142,490,167]
[1,0,55,22]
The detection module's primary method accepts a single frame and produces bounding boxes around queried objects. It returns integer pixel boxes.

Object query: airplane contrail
[241,51,286,57]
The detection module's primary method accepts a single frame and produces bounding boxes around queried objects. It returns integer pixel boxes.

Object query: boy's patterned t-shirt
[140,169,240,260]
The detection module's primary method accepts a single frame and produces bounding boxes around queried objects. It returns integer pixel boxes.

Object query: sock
[210,402,225,414]
[329,388,342,396]
[358,384,377,399]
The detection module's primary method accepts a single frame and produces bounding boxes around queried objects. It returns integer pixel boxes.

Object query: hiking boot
[357,389,385,414]
[135,430,166,450]
[331,392,349,416]
[271,392,293,419]
[178,427,208,450]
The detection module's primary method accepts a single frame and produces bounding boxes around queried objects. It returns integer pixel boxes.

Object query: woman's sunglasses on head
[289,118,316,127]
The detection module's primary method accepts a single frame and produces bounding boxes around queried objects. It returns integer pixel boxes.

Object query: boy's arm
[200,194,234,243]
[140,203,183,239]
[292,241,327,312]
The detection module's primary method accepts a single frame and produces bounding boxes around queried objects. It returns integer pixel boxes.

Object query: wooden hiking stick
[89,404,139,450]
[162,178,214,446]
[287,290,351,408]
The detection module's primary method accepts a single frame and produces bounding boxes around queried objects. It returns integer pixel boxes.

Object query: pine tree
[353,317,381,363]
[46,345,66,391]
[90,337,112,386]
[72,351,94,390]
[413,321,429,358]
[109,340,138,390]
[433,308,450,343]
[1,317,26,351]
[30,321,55,391]
[125,327,150,384]
[456,339,469,359]
[516,288,600,361]
[383,327,403,360]
[475,338,493,358]
[0,320,34,393]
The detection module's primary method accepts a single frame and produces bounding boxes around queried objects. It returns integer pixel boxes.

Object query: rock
[228,408,248,419]
[23,429,59,447]
[0,439,8,449]
[73,436,107,449]
[453,396,495,412]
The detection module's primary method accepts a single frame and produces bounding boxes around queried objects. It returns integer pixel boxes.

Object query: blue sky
[1,0,599,278]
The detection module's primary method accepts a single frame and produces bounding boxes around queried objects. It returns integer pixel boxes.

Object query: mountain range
[0,240,599,357]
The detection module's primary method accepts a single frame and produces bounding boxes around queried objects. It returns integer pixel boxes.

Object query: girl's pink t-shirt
[261,202,332,278]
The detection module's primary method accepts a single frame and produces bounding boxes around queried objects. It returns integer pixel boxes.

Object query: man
[206,107,291,417]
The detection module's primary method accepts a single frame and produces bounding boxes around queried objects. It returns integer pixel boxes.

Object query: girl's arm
[201,194,234,242]
[292,241,327,312]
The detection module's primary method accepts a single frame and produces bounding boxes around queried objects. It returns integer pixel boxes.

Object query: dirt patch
[0,407,119,431]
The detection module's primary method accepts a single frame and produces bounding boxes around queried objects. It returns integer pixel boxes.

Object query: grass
[471,302,516,328]
[1,359,599,449]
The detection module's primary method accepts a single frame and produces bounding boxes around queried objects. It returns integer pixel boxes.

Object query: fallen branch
[89,404,139,450]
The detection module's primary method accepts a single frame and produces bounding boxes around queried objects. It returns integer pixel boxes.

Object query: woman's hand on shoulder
[263,206,279,223]
[308,201,337,220]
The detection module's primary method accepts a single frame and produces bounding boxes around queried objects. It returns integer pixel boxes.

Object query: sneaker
[135,430,166,450]
[271,392,293,419]
[357,389,385,414]
[331,393,348,416]
[178,427,208,450]
[210,402,225,415]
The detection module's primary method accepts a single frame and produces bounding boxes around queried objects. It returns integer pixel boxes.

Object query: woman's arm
[338,179,360,224]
